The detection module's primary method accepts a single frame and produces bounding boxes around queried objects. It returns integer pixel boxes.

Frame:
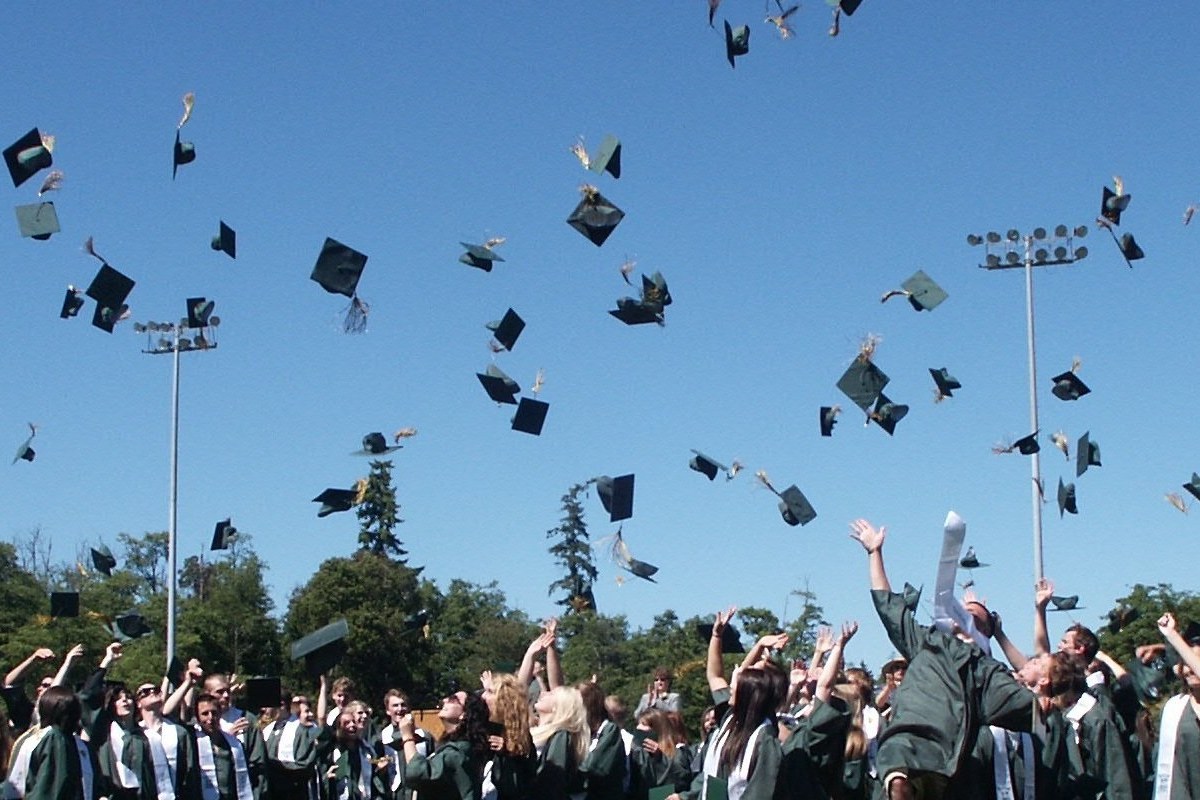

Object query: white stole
[221,708,250,746]
[276,720,302,765]
[75,734,95,800]
[988,727,1034,800]
[196,730,253,800]
[144,722,178,800]
[1154,694,1193,800]
[110,722,141,788]
[861,705,880,778]
[1064,691,1097,746]
[331,746,372,800]
[3,726,48,799]
[702,715,772,800]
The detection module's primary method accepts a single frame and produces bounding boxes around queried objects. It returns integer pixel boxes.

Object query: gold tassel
[570,136,590,169]
[178,92,195,129]
[755,469,779,496]
[1166,492,1188,514]
[353,478,368,505]
[393,427,418,443]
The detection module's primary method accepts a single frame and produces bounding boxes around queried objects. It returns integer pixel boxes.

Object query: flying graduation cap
[477,364,521,405]
[211,518,238,551]
[50,591,80,619]
[567,185,624,246]
[511,370,550,436]
[4,127,54,188]
[1057,478,1077,517]
[486,308,525,352]
[724,21,750,68]
[61,286,85,319]
[610,272,672,326]
[104,612,154,642]
[460,239,506,272]
[930,368,961,402]
[827,0,863,36]
[211,221,236,259]
[868,394,908,436]
[594,474,635,522]
[1050,359,1090,401]
[570,134,621,180]
[310,238,370,333]
[602,527,658,583]
[836,336,889,412]
[15,202,60,240]
[1075,432,1101,477]
[756,470,816,526]
[173,93,196,180]
[90,545,117,577]
[1048,595,1083,612]
[1099,180,1131,226]
[959,547,989,570]
[356,432,402,456]
[696,620,745,654]
[12,423,36,464]
[83,238,135,333]
[1184,473,1200,502]
[312,483,364,518]
[881,270,948,312]
[819,405,841,437]
[291,618,349,677]
[993,431,1040,455]
[689,450,728,481]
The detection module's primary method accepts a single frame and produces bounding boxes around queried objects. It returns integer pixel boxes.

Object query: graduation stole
[1154,694,1194,800]
[143,721,179,800]
[988,726,1034,800]
[332,745,373,800]
[274,719,303,766]
[701,714,772,800]
[74,733,96,800]
[4,725,48,796]
[110,720,141,788]
[196,730,253,800]
[861,706,880,777]
[1063,691,1096,745]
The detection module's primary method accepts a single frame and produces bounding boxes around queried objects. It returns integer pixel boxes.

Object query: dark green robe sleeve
[535,729,576,799]
[25,728,83,800]
[871,589,924,661]
[404,740,479,800]
[579,722,626,800]
[1071,709,1136,800]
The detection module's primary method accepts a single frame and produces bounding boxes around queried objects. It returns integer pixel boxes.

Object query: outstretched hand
[714,606,737,633]
[1158,612,1177,635]
[839,621,859,644]
[849,519,885,553]
[1034,578,1054,608]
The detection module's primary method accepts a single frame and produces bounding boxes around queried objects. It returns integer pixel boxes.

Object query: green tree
[0,541,47,639]
[423,580,537,695]
[117,531,169,598]
[737,584,826,662]
[546,483,597,614]
[357,460,409,561]
[1097,583,1200,665]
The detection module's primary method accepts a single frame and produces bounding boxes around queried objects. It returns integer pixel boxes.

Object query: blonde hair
[492,673,534,757]
[832,683,868,761]
[530,686,589,765]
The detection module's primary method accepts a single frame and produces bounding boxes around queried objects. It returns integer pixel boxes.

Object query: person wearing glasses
[399,691,491,799]
[202,674,267,800]
[135,679,200,800]
[3,645,84,736]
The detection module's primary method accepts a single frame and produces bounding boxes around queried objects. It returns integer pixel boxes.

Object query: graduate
[480,673,537,800]
[78,643,160,800]
[1152,613,1200,800]
[398,691,490,800]
[203,675,267,800]
[317,706,387,800]
[195,692,257,800]
[24,686,98,800]
[628,709,693,799]
[577,681,626,800]
[135,677,201,800]
[529,686,589,799]
[263,694,320,800]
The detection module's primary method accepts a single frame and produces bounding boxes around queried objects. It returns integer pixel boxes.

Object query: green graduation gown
[25,727,96,800]
[1152,695,1200,800]
[580,721,626,800]
[1062,696,1136,800]
[777,696,851,800]
[680,712,783,800]
[77,668,158,800]
[403,739,481,800]
[534,729,584,800]
[629,742,695,799]
[264,718,320,800]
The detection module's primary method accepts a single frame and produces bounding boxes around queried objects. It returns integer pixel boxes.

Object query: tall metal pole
[1022,237,1044,582]
[166,326,181,671]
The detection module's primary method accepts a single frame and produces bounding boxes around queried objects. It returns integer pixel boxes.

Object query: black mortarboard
[838,0,863,13]
[1050,371,1090,401]
[511,397,549,436]
[1107,604,1138,634]
[211,221,236,259]
[172,131,195,180]
[404,609,430,632]
[1124,657,1168,705]
[460,242,505,272]
[166,655,185,683]
[310,238,367,298]
[1013,431,1040,455]
[487,308,525,352]
[1183,473,1200,502]
[819,406,839,437]
[778,485,816,526]
[1100,186,1131,226]
[869,394,908,436]
[186,297,214,329]
[724,21,750,68]
[4,128,53,188]
[109,613,153,642]
[641,272,672,309]
[13,435,34,464]
[836,359,889,411]
[567,188,624,247]
[50,591,79,619]
[211,518,238,551]
[356,432,402,456]
[240,677,282,712]
[1075,432,1101,478]
[313,488,358,517]
[60,286,84,319]
[589,135,621,180]
[477,365,521,405]
[689,450,727,481]
[623,558,659,582]
[91,545,117,577]
[1117,232,1144,265]
[959,547,988,569]
[291,618,349,677]
[85,265,135,334]
[609,297,664,326]
[1057,478,1077,517]
[15,202,60,240]
[900,270,948,311]
[930,368,961,399]
[1048,595,1081,611]
[696,622,745,653]
[595,474,635,522]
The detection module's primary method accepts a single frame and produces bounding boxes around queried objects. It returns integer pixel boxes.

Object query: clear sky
[3,2,1198,672]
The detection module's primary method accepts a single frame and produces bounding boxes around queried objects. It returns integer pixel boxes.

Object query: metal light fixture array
[966,225,1089,270]
[134,309,220,355]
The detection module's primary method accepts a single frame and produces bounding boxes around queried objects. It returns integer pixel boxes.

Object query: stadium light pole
[966,226,1088,583]
[134,303,219,675]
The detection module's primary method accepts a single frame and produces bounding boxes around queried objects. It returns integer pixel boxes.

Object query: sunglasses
[38,682,53,690]
[137,687,161,699]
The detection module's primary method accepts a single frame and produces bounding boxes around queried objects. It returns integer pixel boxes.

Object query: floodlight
[1006,251,1020,265]
[1054,246,1067,259]
[1035,248,1048,262]
[967,234,983,246]
[1054,224,1068,238]
[987,232,1002,244]
[986,254,1000,268]
[1074,246,1087,259]
[1006,229,1020,242]
[1073,226,1088,238]
[1033,227,1047,240]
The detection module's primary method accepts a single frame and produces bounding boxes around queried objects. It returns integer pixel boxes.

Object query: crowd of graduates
[0,520,1198,800]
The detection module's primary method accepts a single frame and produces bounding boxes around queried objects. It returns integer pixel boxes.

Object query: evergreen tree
[356,459,408,561]
[546,482,597,614]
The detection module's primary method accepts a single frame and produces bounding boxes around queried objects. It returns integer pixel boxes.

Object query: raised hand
[849,519,885,553]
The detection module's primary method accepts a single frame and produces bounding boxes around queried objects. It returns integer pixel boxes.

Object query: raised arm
[740,633,790,672]
[707,606,737,692]
[51,644,84,687]
[1093,650,1127,681]
[992,612,1028,670]
[809,627,834,675]
[815,622,857,704]
[1159,613,1200,678]
[543,618,564,690]
[316,673,328,728]
[516,623,554,688]
[849,519,890,592]
[1032,578,1053,656]
[163,659,202,719]
[4,647,54,688]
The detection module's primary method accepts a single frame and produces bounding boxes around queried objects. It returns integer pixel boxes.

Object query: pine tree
[546,482,598,613]
[356,459,409,561]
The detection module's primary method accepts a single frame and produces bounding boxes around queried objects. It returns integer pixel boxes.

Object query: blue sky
[3,3,1198,673]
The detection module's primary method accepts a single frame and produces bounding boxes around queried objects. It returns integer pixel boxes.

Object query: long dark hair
[38,686,82,734]
[443,693,493,769]
[719,665,786,775]
[104,683,131,719]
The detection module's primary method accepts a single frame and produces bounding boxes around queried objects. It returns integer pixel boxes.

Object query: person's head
[652,667,672,693]
[576,681,607,733]
[35,675,54,701]
[700,705,718,736]
[1044,652,1087,710]
[104,684,134,720]
[1014,652,1051,690]
[1174,642,1200,690]
[637,709,678,757]
[335,708,360,745]
[347,700,370,732]
[720,664,788,774]
[604,694,627,725]
[490,674,533,757]
[295,698,315,726]
[1058,624,1099,662]
[331,676,356,708]
[203,673,232,712]
[135,683,163,714]
[964,601,996,639]
[445,691,491,759]
[37,686,81,734]
[195,693,221,736]
[533,683,557,722]
[290,693,310,718]
[842,668,875,707]
[882,657,907,686]
[664,711,689,745]
[438,690,469,737]
[530,686,589,764]
[384,689,411,724]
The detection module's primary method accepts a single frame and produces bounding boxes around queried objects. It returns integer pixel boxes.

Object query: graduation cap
[313,488,360,517]
[834,0,863,13]
[1124,657,1168,705]
[477,364,521,405]
[91,545,117,577]
[50,591,79,619]
[881,270,948,311]
[689,450,728,481]
[1107,604,1138,634]
[60,286,85,319]
[4,128,54,188]
[211,518,237,551]
[310,238,368,298]
[609,297,664,326]
[777,485,817,526]
[15,202,60,240]
[240,677,283,712]
[1100,184,1131,226]
[186,297,215,329]
[459,241,505,272]
[107,613,153,642]
[403,609,430,633]
[594,474,635,522]
[604,527,658,583]
[85,264,135,334]
[291,618,349,677]
[1057,478,1077,517]
[356,432,402,456]
[959,547,989,570]
[930,368,961,401]
[1183,473,1200,502]
[1075,432,1101,477]
[511,397,549,436]
[819,406,840,437]
[12,423,36,464]
[1116,232,1144,266]
[1048,595,1082,611]
[1013,431,1040,455]
[573,134,621,179]
[1050,369,1090,401]
[696,621,745,654]
[172,93,196,180]
[836,358,889,411]
[567,185,624,246]
[868,394,908,436]
[486,308,525,352]
[723,21,750,68]
[211,221,236,259]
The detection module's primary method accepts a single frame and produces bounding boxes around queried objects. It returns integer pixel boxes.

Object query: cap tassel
[829,7,841,36]
[342,296,369,334]
[83,236,107,265]
[579,183,599,202]
[393,427,418,443]
[178,92,195,129]
[531,368,545,395]
[991,439,1016,455]
[37,170,64,196]
[570,136,590,170]
[39,133,55,154]
[857,334,881,363]
[619,256,636,285]
[1051,431,1070,460]
[1112,175,1124,198]
[352,477,368,506]
[1166,492,1189,514]
[755,469,781,497]
[727,459,744,481]
[1184,205,1196,226]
